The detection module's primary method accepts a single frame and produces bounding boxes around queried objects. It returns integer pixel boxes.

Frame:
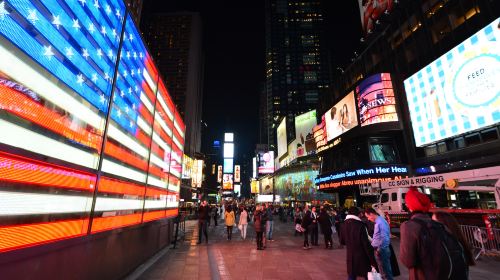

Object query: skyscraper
[143,12,204,157]
[124,0,143,24]
[265,0,331,151]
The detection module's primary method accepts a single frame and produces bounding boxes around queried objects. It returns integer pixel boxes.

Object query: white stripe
[154,112,173,137]
[102,159,147,183]
[147,175,168,189]
[108,123,148,157]
[150,154,169,171]
[173,136,183,150]
[157,94,173,121]
[152,132,171,153]
[0,39,105,130]
[167,201,179,208]
[140,91,154,113]
[144,199,167,209]
[0,120,99,169]
[0,191,92,215]
[94,196,144,211]
[168,182,180,192]
[143,68,157,94]
[174,121,185,138]
[136,116,152,136]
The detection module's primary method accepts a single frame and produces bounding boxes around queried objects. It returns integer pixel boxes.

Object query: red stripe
[0,219,88,253]
[141,81,156,105]
[0,85,102,151]
[136,129,151,148]
[145,187,169,198]
[98,177,145,197]
[139,105,153,124]
[150,142,165,159]
[145,55,158,81]
[91,213,142,233]
[148,165,167,179]
[0,152,96,192]
[104,142,148,171]
[142,210,165,222]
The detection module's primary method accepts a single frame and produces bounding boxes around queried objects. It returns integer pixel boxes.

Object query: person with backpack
[400,187,468,280]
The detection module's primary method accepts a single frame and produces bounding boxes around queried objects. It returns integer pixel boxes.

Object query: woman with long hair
[238,206,248,240]
[432,211,475,272]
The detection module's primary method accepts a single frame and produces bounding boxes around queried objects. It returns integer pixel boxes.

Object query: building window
[303,71,317,83]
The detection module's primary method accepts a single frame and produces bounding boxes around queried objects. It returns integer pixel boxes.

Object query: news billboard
[277,117,287,158]
[357,73,398,126]
[404,18,500,147]
[324,92,358,141]
[257,151,275,174]
[0,0,183,253]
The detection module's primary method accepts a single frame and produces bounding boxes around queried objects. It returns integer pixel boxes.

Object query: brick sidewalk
[131,217,500,280]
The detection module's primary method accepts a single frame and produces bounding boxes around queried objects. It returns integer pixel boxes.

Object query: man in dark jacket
[309,206,319,246]
[340,207,377,280]
[318,207,333,249]
[301,205,312,249]
[197,200,209,244]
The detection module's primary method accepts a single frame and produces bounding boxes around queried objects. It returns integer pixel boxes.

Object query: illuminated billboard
[0,0,184,253]
[251,179,259,194]
[357,73,398,126]
[222,174,234,190]
[277,117,287,158]
[260,177,274,195]
[234,184,241,196]
[191,160,203,188]
[234,165,241,182]
[182,155,194,179]
[223,143,234,158]
[294,110,317,157]
[258,151,275,174]
[275,170,334,201]
[324,92,358,141]
[404,18,500,147]
[358,0,395,35]
[217,165,223,183]
[223,158,234,173]
[224,133,234,142]
[252,157,257,178]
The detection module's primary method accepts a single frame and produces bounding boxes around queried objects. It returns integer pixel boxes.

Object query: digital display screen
[357,73,398,126]
[223,158,234,173]
[275,170,334,201]
[324,92,358,141]
[294,110,317,157]
[257,151,275,174]
[277,118,287,158]
[0,0,183,252]
[358,0,395,35]
[222,174,233,190]
[404,18,500,147]
[223,143,234,158]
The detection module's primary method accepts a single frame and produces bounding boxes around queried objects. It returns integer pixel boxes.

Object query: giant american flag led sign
[0,0,185,253]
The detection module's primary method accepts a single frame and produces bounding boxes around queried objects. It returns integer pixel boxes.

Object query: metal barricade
[460,225,500,259]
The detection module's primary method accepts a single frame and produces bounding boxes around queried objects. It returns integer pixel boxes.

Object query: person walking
[365,208,393,280]
[400,188,468,280]
[294,207,303,236]
[340,207,377,280]
[310,206,319,246]
[239,206,249,240]
[212,205,218,226]
[266,204,275,241]
[254,205,264,250]
[318,207,333,249]
[224,205,235,240]
[301,205,312,249]
[197,200,209,244]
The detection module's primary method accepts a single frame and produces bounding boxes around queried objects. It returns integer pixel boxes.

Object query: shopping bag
[368,266,382,280]
[238,224,243,231]
[295,223,304,232]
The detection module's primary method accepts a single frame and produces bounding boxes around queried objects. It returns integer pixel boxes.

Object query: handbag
[238,224,243,231]
[295,223,304,232]
[367,266,382,280]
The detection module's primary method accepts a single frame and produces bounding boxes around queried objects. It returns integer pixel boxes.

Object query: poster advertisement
[294,110,317,156]
[277,117,287,158]
[258,151,275,174]
[217,165,222,183]
[358,0,394,35]
[324,92,358,141]
[357,73,398,126]
[274,170,334,202]
[251,180,259,194]
[223,158,233,173]
[260,177,273,195]
[234,165,241,182]
[404,18,500,147]
[222,174,233,190]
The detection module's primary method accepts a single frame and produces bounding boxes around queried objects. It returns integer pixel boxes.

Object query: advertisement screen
[217,165,223,183]
[358,0,395,35]
[404,18,500,147]
[260,177,274,195]
[234,184,241,196]
[357,73,398,126]
[191,160,203,188]
[313,117,327,150]
[294,110,317,156]
[223,158,234,173]
[251,180,259,194]
[275,170,334,202]
[258,151,275,174]
[223,143,234,158]
[277,117,287,158]
[222,174,233,190]
[324,92,358,141]
[234,165,241,182]
[0,0,183,252]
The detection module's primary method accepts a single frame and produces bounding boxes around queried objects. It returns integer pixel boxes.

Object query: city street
[128,217,500,280]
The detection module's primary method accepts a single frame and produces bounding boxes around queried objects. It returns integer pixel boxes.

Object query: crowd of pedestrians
[194,188,475,279]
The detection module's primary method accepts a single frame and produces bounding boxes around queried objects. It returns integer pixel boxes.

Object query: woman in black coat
[340,207,377,279]
[253,205,264,250]
[318,208,333,249]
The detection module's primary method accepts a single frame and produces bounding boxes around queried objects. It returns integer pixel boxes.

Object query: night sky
[141,0,362,162]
